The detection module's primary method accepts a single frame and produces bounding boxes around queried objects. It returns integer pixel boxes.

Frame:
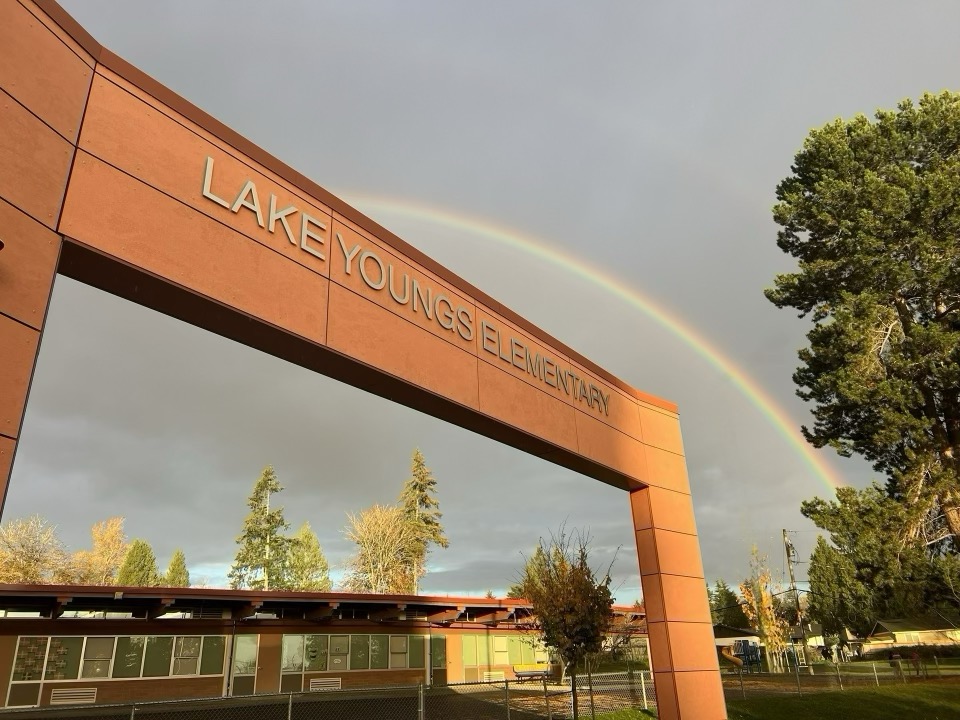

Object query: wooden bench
[513,664,551,682]
[309,678,342,691]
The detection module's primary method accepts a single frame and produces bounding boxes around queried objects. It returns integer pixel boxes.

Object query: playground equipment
[720,646,743,668]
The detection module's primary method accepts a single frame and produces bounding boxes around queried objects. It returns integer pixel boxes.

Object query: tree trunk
[570,666,579,720]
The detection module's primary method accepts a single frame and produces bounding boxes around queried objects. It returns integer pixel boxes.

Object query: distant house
[867,615,960,649]
[713,624,759,647]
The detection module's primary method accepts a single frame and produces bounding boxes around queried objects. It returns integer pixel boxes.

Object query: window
[304,635,327,672]
[114,637,146,678]
[199,637,226,675]
[492,636,508,666]
[233,635,258,676]
[282,635,305,673]
[350,635,370,670]
[45,638,82,680]
[431,636,446,670]
[370,635,389,670]
[12,637,48,682]
[81,637,114,678]
[143,636,174,677]
[390,636,408,669]
[173,637,201,675]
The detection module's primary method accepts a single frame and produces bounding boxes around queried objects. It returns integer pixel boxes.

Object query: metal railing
[0,673,658,720]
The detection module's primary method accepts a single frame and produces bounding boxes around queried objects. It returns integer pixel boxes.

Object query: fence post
[504,679,511,720]
[739,668,745,700]
[129,702,136,720]
[418,683,425,720]
[793,652,803,697]
[542,676,552,720]
[628,663,638,705]
[640,669,648,710]
[587,664,596,720]
[872,662,879,687]
[934,656,941,678]
[898,660,906,684]
[836,662,843,691]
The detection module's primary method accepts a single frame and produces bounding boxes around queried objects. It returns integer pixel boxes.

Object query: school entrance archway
[0,2,724,717]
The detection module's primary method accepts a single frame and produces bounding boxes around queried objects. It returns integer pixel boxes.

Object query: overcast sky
[8,1,960,602]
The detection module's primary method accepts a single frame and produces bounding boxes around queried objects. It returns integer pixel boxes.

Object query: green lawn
[726,681,960,720]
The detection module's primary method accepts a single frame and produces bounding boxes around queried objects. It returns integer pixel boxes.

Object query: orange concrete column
[0,0,95,513]
[631,485,726,719]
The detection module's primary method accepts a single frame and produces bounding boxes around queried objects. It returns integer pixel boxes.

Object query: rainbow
[346,194,846,494]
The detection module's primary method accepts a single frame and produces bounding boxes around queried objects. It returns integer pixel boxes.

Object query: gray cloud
[8,0,959,599]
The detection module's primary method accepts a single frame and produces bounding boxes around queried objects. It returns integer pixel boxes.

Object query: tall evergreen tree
[398,449,448,593]
[229,466,291,590]
[287,522,331,591]
[711,579,751,629]
[766,91,960,540]
[117,539,160,586]
[164,549,190,587]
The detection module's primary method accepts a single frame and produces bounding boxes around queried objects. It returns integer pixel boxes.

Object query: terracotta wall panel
[630,486,697,535]
[651,671,679,720]
[0,92,74,228]
[574,411,647,482]
[660,575,713,623]
[564,356,644,442]
[0,200,60,329]
[476,361,578,451]
[331,219,475,355]
[642,445,690,494]
[0,316,38,440]
[78,74,331,279]
[639,574,664,623]
[638,404,684,454]
[646,620,671,671]
[0,437,14,492]
[326,284,479,410]
[59,154,327,345]
[665,622,720,671]
[0,1,92,141]
[474,305,575,402]
[646,529,705,579]
[634,528,659,576]
[673,671,727,720]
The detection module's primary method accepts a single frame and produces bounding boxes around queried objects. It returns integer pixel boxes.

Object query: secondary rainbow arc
[346,194,845,494]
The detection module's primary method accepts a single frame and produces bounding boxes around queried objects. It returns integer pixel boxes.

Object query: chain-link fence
[721,656,960,700]
[0,673,658,720]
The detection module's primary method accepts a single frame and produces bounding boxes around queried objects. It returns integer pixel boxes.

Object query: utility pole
[783,530,813,675]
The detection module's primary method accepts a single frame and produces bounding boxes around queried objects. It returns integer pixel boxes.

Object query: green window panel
[350,635,370,670]
[12,637,48,682]
[7,683,40,707]
[113,637,146,678]
[370,635,389,670]
[409,636,425,669]
[462,636,477,666]
[477,636,489,665]
[143,636,174,677]
[430,636,446,669]
[507,637,522,665]
[305,635,328,672]
[45,637,82,680]
[200,637,226,675]
[520,640,536,665]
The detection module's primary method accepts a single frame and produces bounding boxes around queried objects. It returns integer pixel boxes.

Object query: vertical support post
[872,662,879,686]
[129,703,136,720]
[0,0,91,519]
[542,675,552,720]
[793,652,802,697]
[934,656,941,677]
[738,669,745,700]
[504,679,511,720]
[587,663,595,720]
[630,484,725,719]
[835,662,843,690]
[287,691,293,720]
[418,683,425,720]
